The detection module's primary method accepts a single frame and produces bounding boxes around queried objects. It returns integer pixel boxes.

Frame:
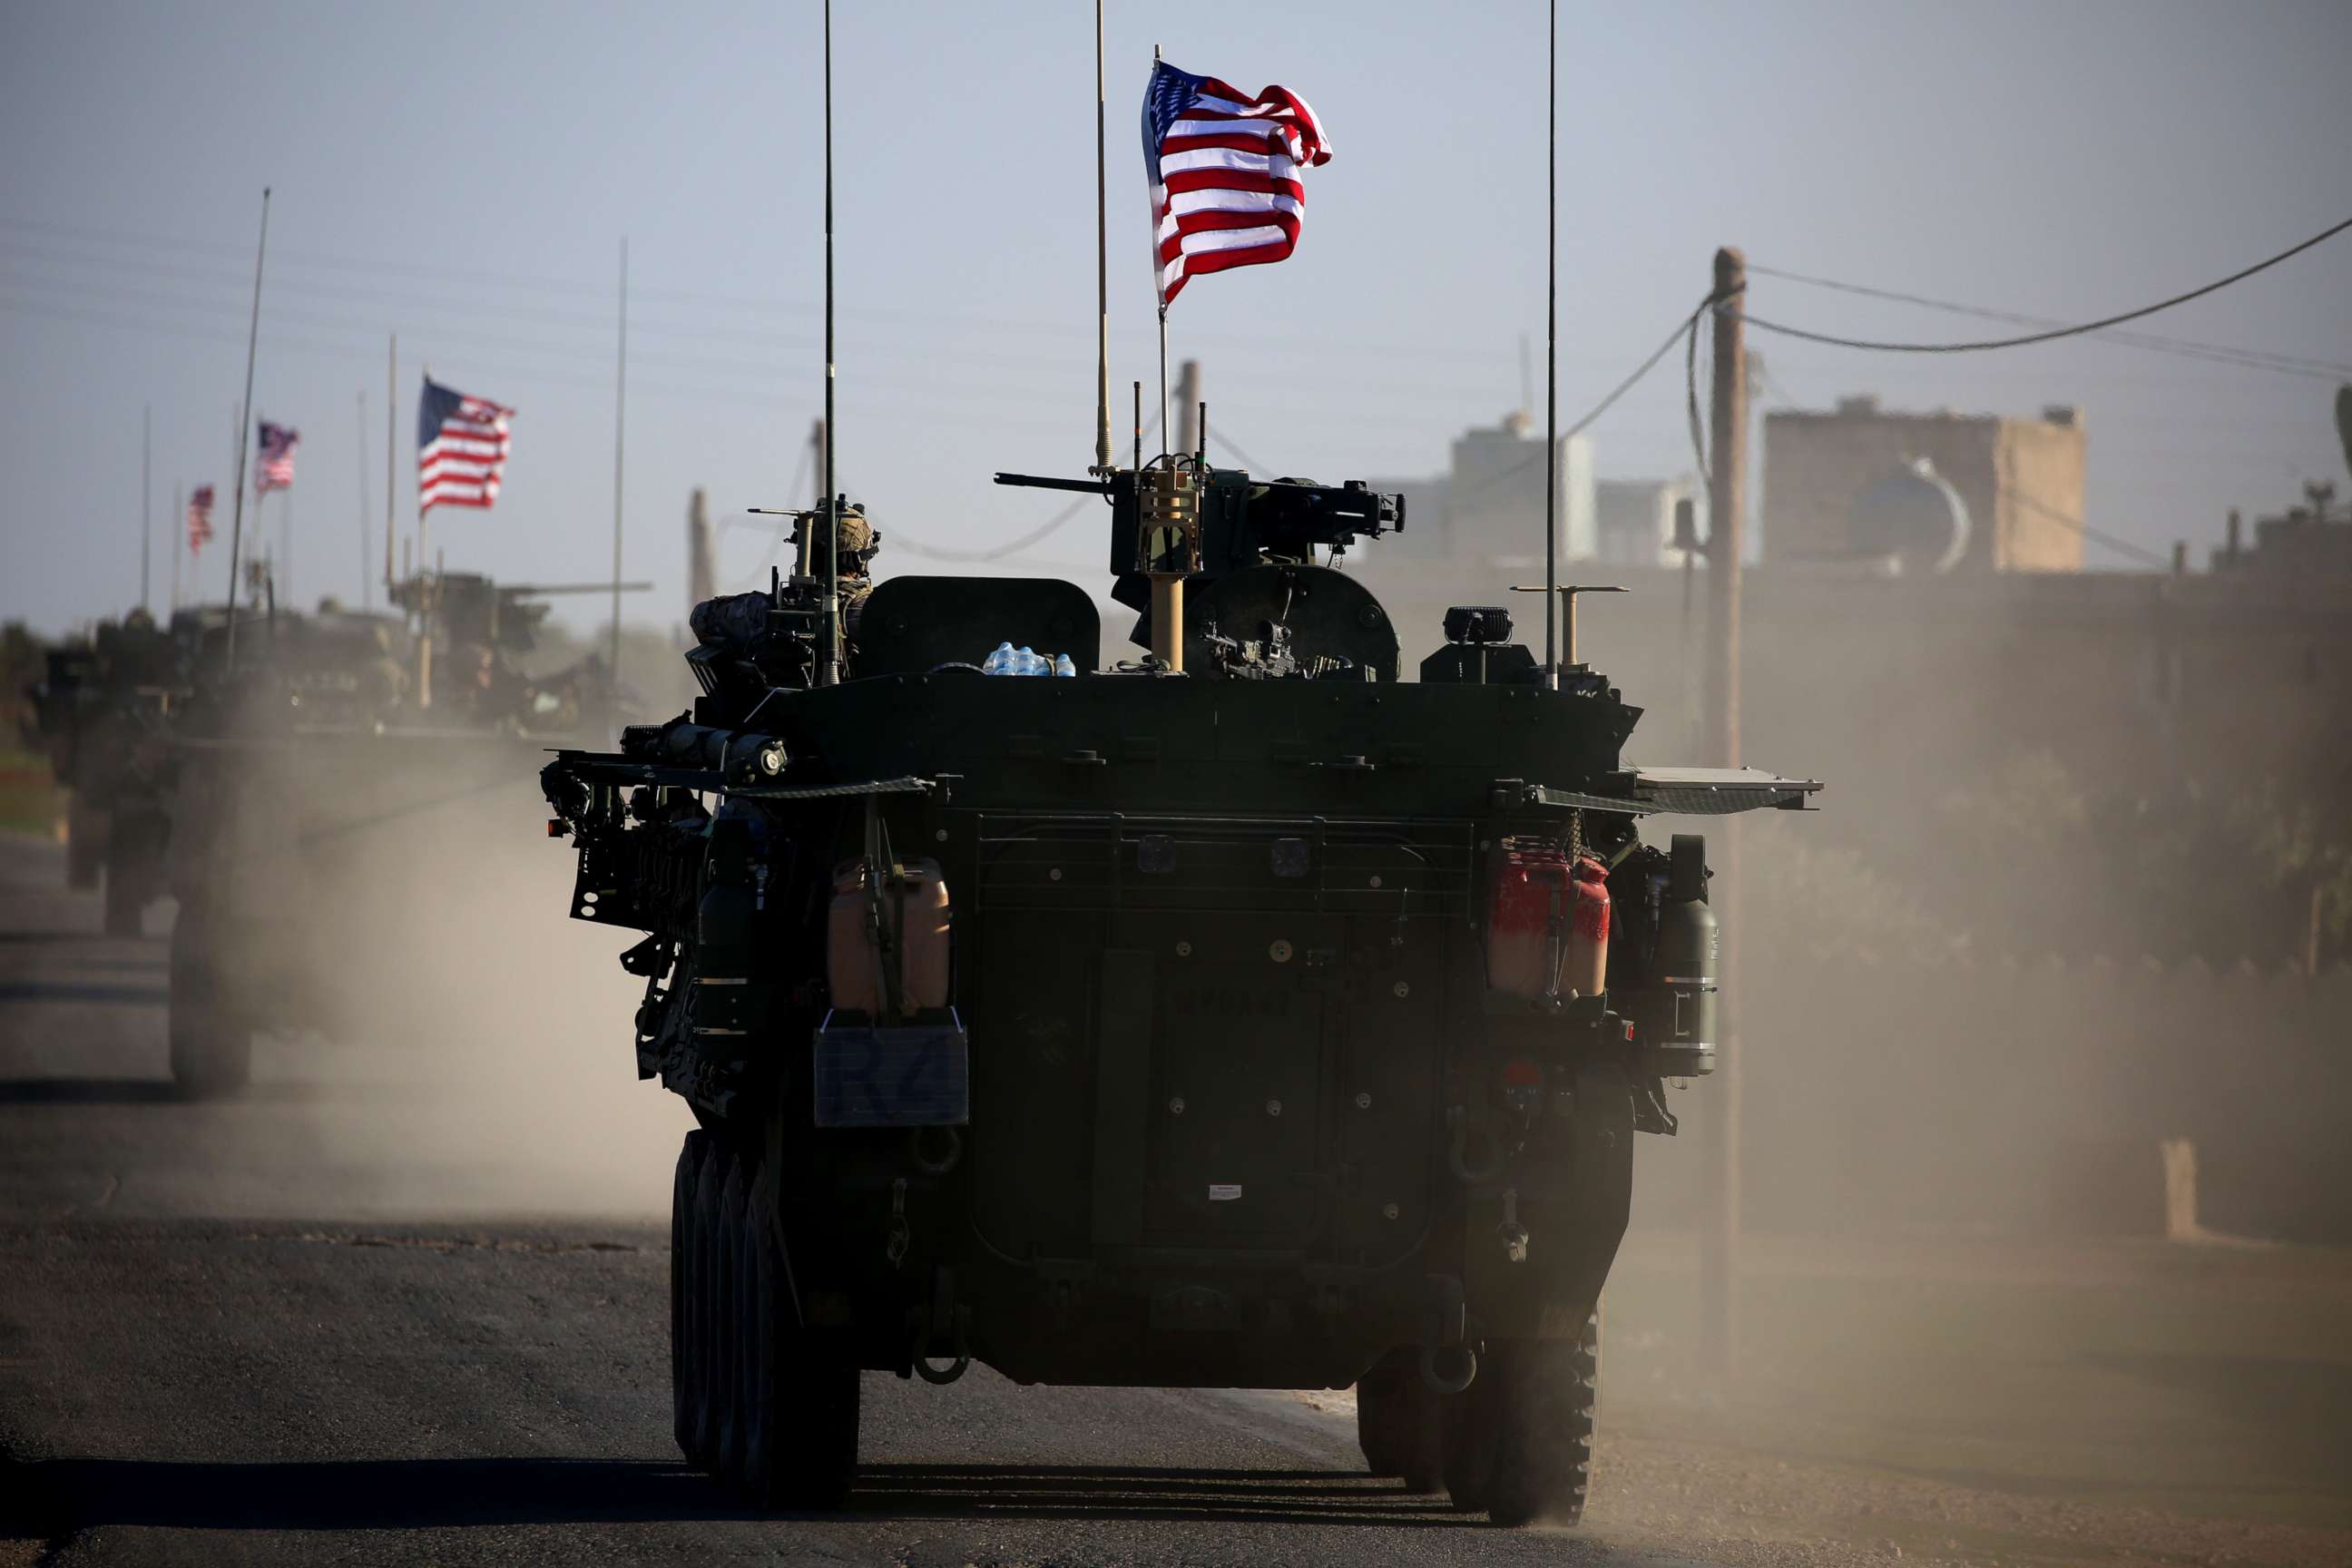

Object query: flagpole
[170,485,181,613]
[140,405,152,616]
[1543,0,1559,686]
[384,335,396,596]
[224,187,270,665]
[418,361,432,710]
[612,237,627,686]
[357,388,370,612]
[818,0,840,688]
[1153,44,1169,461]
[1093,0,1111,472]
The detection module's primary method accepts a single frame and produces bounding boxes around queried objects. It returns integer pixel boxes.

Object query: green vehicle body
[542,466,1818,1523]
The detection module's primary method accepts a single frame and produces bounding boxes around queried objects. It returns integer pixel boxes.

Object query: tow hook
[908,1304,971,1386]
[1498,1185,1529,1263]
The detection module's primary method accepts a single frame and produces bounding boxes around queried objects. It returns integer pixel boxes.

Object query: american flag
[417,377,514,514]
[254,421,299,493]
[186,485,215,554]
[1142,60,1332,309]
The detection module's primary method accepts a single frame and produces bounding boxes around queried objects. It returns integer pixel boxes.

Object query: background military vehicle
[540,450,1818,1524]
[162,574,637,1096]
[27,610,182,936]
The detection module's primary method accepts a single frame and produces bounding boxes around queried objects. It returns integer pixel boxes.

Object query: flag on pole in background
[186,485,215,554]
[254,422,299,493]
[417,377,514,514]
[1142,61,1332,309]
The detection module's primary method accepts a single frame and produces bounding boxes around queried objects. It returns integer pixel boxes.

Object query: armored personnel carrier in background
[163,575,632,1095]
[540,450,1818,1523]
[27,610,183,936]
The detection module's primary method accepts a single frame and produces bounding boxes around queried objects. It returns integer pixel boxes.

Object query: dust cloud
[221,758,691,1221]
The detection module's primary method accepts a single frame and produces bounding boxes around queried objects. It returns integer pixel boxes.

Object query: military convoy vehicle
[539,452,1819,1523]
[163,577,632,1096]
[28,610,182,936]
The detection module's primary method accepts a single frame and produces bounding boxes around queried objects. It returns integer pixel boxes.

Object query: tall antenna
[818,0,841,687]
[1541,0,1559,684]
[612,238,628,685]
[1093,0,1112,472]
[384,335,396,596]
[224,186,270,664]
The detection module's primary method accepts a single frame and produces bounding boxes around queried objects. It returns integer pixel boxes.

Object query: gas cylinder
[1486,844,1612,1002]
[1638,833,1717,1075]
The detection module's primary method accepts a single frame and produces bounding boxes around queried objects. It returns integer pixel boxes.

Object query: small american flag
[187,485,215,554]
[1142,60,1332,309]
[417,377,514,514]
[255,421,299,494]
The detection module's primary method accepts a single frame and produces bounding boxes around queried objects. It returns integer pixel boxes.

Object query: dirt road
[4,833,2347,1566]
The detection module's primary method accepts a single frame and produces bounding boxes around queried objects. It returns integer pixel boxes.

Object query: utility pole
[358,389,371,610]
[1175,359,1201,455]
[385,336,397,597]
[224,188,270,664]
[1700,244,1748,1378]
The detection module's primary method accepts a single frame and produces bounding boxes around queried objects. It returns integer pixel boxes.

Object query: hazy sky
[4,0,2347,637]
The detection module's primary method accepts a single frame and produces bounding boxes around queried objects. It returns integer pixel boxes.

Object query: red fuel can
[1486,846,1612,1002]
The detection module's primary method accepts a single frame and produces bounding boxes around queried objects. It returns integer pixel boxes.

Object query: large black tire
[713,1154,751,1485]
[737,1165,860,1511]
[1441,1363,1497,1514]
[166,904,250,1098]
[671,1131,709,1465]
[1357,1349,1445,1491]
[64,800,103,891]
[1480,1312,1602,1528]
[688,1147,729,1470]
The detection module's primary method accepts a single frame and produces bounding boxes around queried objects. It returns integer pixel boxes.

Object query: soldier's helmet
[799,499,879,577]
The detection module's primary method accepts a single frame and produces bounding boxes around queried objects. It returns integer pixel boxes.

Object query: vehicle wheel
[1357,1349,1444,1491]
[713,1152,751,1485]
[739,1178,859,1511]
[1482,1311,1601,1528]
[65,800,103,890]
[690,1145,730,1472]
[103,814,165,938]
[1441,1365,1497,1514]
[671,1131,709,1465]
[167,904,250,1098]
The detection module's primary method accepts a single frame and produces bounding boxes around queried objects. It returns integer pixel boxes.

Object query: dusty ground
[4,831,2350,1565]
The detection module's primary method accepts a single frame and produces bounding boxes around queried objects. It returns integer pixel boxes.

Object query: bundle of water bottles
[981,642,1079,677]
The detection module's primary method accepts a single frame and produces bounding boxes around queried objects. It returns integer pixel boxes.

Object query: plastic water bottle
[1015,645,1044,676]
[981,642,1016,675]
[1054,653,1077,677]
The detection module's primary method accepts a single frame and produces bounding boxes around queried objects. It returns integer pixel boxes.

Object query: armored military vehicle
[164,576,632,1096]
[539,452,1818,1523]
[28,611,182,936]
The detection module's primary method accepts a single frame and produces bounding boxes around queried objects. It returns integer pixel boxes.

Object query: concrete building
[1764,395,2087,573]
[1594,475,1702,569]
[1373,412,1595,570]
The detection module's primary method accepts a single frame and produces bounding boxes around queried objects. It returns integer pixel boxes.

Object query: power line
[891,495,1096,564]
[1738,213,2352,355]
[1996,483,2171,571]
[1747,260,2352,379]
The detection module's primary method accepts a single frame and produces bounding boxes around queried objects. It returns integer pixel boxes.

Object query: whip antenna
[818,0,841,687]
[1543,0,1559,685]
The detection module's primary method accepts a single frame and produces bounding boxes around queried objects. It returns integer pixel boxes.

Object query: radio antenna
[818,0,841,687]
[1093,1,1112,473]
[1542,0,1559,686]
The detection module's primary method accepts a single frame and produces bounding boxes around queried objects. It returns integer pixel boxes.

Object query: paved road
[0,834,1682,1566]
[9,832,2349,1568]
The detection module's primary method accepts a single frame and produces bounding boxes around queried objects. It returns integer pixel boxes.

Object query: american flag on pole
[417,377,514,514]
[1142,61,1332,309]
[186,485,215,554]
[254,421,299,494]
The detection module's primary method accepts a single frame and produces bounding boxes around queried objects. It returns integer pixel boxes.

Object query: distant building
[2212,484,2352,579]
[1764,395,2086,573]
[1594,475,1702,569]
[1373,412,1595,569]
